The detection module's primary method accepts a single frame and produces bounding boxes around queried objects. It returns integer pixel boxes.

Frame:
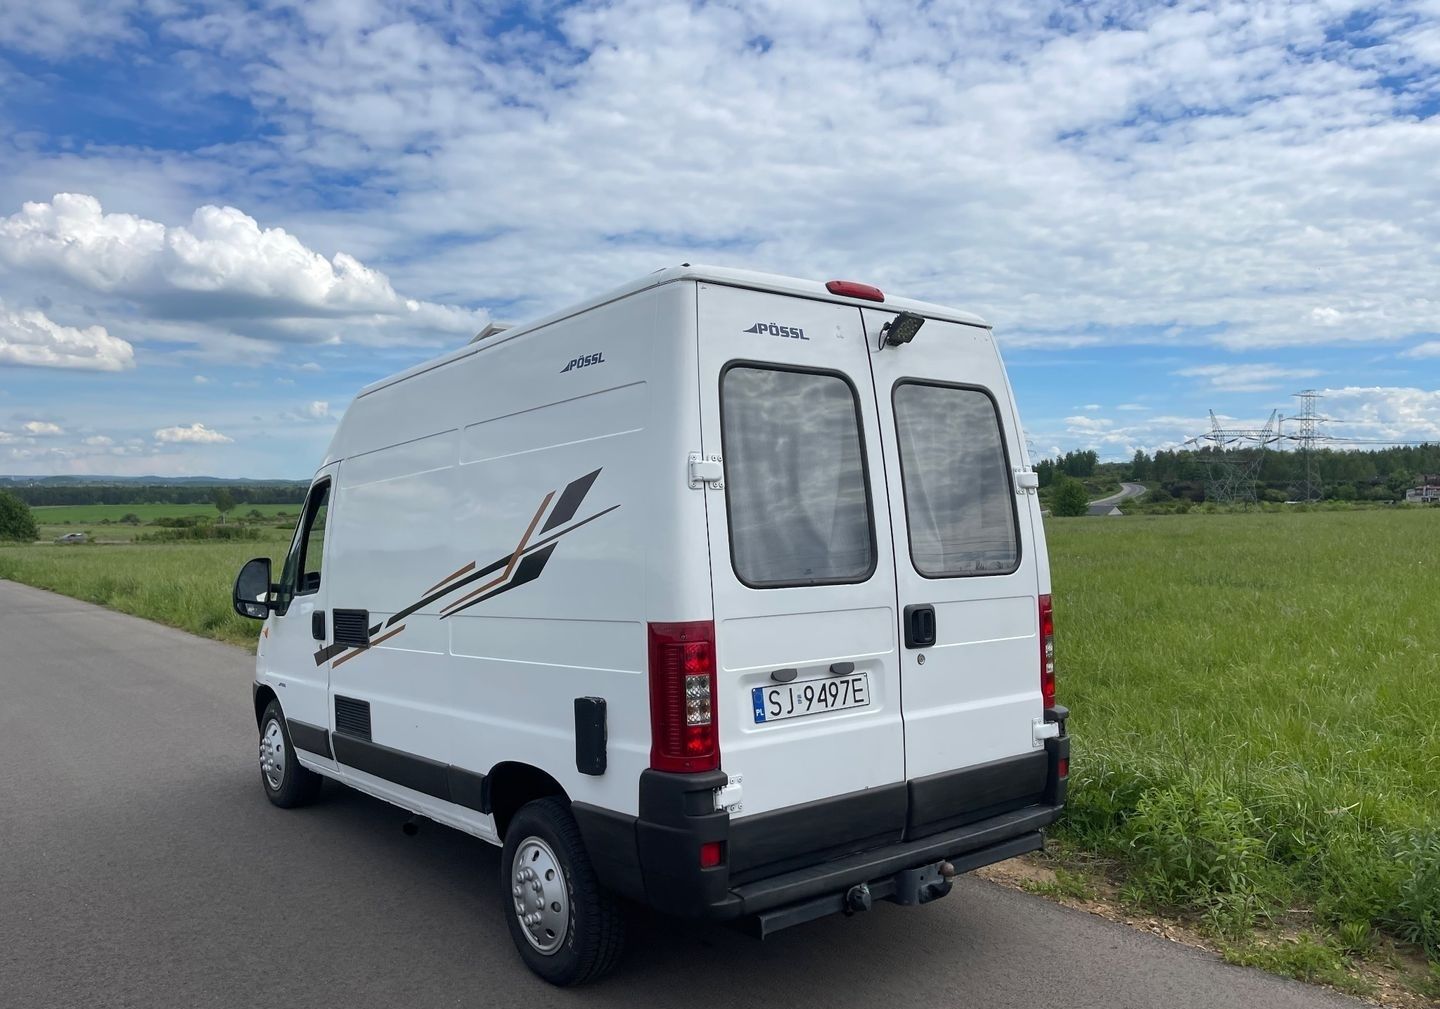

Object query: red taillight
[699,841,724,868]
[1039,594,1056,710]
[648,621,719,772]
[1058,758,1069,779]
[825,280,885,302]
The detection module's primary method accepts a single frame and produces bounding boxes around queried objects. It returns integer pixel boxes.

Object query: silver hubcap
[260,718,285,790]
[511,837,569,954]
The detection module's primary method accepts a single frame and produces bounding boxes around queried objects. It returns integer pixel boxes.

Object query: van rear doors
[694,283,907,829]
[861,308,1045,795]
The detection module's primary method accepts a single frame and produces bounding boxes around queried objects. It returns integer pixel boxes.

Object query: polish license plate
[751,674,870,723]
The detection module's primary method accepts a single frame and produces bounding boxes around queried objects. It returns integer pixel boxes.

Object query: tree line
[8,484,309,507]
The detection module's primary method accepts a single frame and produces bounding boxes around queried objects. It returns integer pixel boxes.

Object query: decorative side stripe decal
[312,468,614,667]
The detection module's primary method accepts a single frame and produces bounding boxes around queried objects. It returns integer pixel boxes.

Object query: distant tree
[213,488,236,524]
[1052,477,1091,517]
[120,513,141,525]
[1129,449,1151,481]
[1035,458,1056,488]
[0,490,39,542]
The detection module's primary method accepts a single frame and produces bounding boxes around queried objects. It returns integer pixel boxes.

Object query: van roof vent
[469,321,515,344]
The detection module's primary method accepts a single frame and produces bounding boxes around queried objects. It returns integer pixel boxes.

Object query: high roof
[360,265,990,399]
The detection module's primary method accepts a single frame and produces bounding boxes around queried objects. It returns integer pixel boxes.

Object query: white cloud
[305,400,330,419]
[1176,363,1322,393]
[23,421,64,436]
[83,435,113,446]
[0,194,487,347]
[193,375,211,384]
[0,299,134,371]
[1401,342,1440,359]
[154,422,233,444]
[1319,386,1440,442]
[1117,403,1148,412]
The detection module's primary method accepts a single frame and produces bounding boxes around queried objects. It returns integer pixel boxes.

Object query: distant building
[1406,475,1440,504]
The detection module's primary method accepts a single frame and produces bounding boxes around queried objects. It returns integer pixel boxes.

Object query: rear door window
[892,381,1019,577]
[721,365,876,587]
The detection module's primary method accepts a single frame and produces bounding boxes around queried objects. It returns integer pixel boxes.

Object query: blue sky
[1,0,1438,478]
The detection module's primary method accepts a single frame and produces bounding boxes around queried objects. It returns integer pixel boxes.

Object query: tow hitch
[755,857,962,936]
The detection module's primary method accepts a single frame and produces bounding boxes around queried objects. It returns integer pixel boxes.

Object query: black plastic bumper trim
[729,804,1060,917]
[907,751,1048,838]
[730,782,907,881]
[748,831,1045,938]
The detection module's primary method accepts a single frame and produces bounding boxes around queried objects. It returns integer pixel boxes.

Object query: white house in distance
[1406,475,1440,503]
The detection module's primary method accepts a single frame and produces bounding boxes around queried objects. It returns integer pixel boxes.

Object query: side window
[892,382,1020,577]
[720,364,876,587]
[275,481,330,614]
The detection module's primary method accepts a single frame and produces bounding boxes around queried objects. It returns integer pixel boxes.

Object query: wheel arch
[253,683,279,728]
[486,761,569,838]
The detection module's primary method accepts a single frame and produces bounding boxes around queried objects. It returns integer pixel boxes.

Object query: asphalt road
[1090,481,1149,507]
[0,579,1360,1009]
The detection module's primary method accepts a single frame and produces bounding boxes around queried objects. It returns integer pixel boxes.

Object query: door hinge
[713,773,743,813]
[1014,469,1040,494]
[688,452,724,490]
[1032,717,1060,747]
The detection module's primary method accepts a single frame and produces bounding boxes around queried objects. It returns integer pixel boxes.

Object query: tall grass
[1047,510,1440,961]
[0,539,284,646]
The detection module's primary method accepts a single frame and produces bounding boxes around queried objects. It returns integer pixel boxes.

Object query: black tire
[500,797,625,985]
[258,700,323,808]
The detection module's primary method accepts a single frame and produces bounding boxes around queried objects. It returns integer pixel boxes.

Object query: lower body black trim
[729,782,907,882]
[329,731,489,813]
[286,719,333,758]
[907,751,1048,839]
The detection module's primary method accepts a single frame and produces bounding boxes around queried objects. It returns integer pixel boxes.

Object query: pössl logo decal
[743,322,808,341]
[561,352,606,373]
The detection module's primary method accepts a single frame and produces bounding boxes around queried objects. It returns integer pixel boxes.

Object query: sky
[0,0,1437,479]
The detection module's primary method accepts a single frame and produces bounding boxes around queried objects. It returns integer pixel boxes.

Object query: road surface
[1090,481,1148,508]
[0,579,1359,1009]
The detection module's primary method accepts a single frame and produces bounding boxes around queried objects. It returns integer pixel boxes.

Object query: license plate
[752,673,870,723]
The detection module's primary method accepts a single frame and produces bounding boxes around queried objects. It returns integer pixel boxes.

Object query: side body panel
[317,283,705,830]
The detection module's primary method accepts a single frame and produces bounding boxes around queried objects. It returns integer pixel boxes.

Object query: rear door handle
[312,610,326,641]
[903,604,936,649]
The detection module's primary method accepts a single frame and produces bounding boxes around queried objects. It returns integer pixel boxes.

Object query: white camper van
[234,266,1069,985]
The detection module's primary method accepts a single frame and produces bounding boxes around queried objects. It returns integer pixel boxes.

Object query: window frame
[275,478,331,615]
[718,360,880,590]
[890,378,1023,580]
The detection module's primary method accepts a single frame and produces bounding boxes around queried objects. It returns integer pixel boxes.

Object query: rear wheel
[500,797,624,985]
[258,700,322,808]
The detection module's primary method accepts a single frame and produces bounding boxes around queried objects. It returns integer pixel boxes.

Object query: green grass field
[1,509,1435,988]
[35,502,298,524]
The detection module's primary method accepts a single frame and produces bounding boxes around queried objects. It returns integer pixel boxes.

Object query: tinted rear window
[721,365,876,587]
[892,382,1019,577]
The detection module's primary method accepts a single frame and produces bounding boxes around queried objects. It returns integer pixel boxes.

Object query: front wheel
[258,700,322,808]
[500,797,625,985]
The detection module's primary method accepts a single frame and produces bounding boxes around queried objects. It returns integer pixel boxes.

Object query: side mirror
[233,557,273,620]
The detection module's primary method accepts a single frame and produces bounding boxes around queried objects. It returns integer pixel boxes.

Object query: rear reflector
[825,280,885,302]
[1058,758,1069,779]
[1039,594,1056,710]
[648,621,719,772]
[700,841,724,868]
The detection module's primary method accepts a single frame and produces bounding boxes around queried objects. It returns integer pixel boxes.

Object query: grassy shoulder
[0,537,284,647]
[1043,509,1440,1000]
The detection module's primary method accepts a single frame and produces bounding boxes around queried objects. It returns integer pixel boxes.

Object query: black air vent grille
[334,696,372,740]
[333,609,371,647]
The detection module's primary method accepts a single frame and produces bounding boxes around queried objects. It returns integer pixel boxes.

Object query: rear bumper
[573,732,1069,924]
